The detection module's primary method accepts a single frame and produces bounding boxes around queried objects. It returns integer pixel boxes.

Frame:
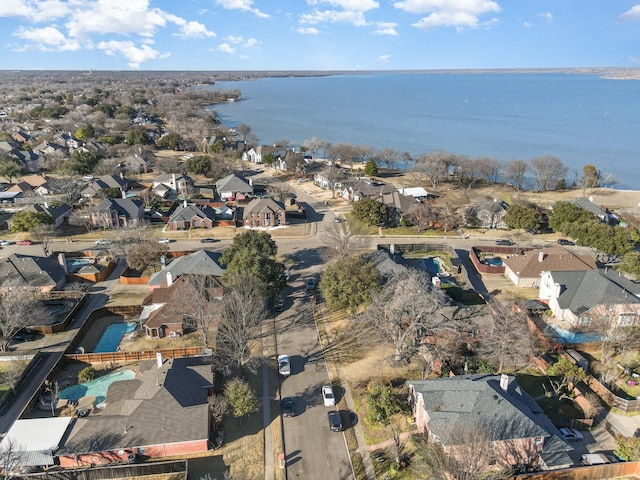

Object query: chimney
[183,199,187,208]
[166,271,173,286]
[156,351,163,369]
[249,178,253,186]
[555,282,562,298]
[120,172,124,179]
[58,252,68,274]
[538,252,545,262]
[160,255,166,269]
[121,189,126,199]
[500,374,509,392]
[172,173,176,188]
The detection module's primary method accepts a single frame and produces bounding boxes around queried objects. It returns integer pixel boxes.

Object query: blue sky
[1,1,639,70]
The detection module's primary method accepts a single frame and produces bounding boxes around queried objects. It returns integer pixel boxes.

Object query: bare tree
[0,438,23,479]
[377,148,402,170]
[165,275,222,351]
[504,159,529,190]
[529,155,568,192]
[69,206,94,233]
[31,224,56,255]
[235,123,252,143]
[46,175,84,204]
[209,394,229,430]
[154,156,182,174]
[213,272,266,374]
[0,356,30,397]
[406,202,436,233]
[477,300,534,373]
[113,224,168,271]
[323,223,366,260]
[302,136,324,158]
[0,286,47,352]
[363,270,450,363]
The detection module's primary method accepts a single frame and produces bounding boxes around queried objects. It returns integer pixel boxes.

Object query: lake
[206,72,640,190]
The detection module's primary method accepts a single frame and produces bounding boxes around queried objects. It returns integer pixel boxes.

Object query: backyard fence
[22,459,187,480]
[64,347,203,364]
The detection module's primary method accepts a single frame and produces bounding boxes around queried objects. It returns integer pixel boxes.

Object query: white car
[278,354,291,376]
[322,385,335,406]
[0,240,12,246]
[559,427,583,442]
[157,238,171,244]
[95,239,112,246]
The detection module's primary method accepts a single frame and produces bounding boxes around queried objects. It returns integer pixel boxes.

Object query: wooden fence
[23,459,187,480]
[514,461,640,480]
[377,243,454,255]
[64,347,203,364]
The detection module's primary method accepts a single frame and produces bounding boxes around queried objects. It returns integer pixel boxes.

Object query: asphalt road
[276,246,354,480]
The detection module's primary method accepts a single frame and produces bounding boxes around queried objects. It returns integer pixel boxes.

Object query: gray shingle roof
[91,198,143,219]
[550,268,640,312]
[215,173,253,194]
[148,250,225,286]
[409,374,549,445]
[242,197,285,219]
[59,358,212,455]
[0,254,65,288]
[168,203,216,223]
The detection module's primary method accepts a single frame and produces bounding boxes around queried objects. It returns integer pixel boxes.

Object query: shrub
[78,367,96,383]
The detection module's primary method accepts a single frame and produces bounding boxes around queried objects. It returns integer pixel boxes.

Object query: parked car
[306,277,316,291]
[495,239,514,246]
[322,385,336,407]
[16,239,33,246]
[281,397,295,417]
[157,238,171,244]
[334,217,342,223]
[278,354,291,376]
[558,238,575,246]
[200,238,218,243]
[559,427,583,442]
[327,411,343,432]
[0,240,12,246]
[95,239,112,246]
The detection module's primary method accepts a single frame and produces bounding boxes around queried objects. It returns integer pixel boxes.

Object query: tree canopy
[220,230,286,298]
[352,198,390,226]
[10,211,51,232]
[185,155,212,175]
[319,254,380,312]
[364,159,379,176]
[503,204,541,231]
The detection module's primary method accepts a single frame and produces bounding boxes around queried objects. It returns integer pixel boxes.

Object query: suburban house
[90,198,144,229]
[120,153,150,174]
[242,197,286,228]
[140,274,223,339]
[20,174,50,195]
[10,150,42,172]
[6,181,37,197]
[502,246,597,288]
[572,197,614,224]
[243,145,286,164]
[539,268,640,327]
[341,178,396,202]
[313,166,350,192]
[32,140,67,159]
[379,191,420,225]
[215,173,253,201]
[0,254,66,294]
[81,174,129,199]
[273,150,305,175]
[470,198,509,229]
[57,357,214,467]
[23,202,73,227]
[147,250,225,289]
[408,374,573,471]
[397,186,429,201]
[152,173,192,199]
[166,201,217,230]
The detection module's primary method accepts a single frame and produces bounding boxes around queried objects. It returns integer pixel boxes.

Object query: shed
[0,417,72,467]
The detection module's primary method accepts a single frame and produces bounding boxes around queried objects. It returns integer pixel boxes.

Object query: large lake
[207,73,640,190]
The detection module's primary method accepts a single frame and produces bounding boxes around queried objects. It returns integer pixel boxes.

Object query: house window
[618,314,637,327]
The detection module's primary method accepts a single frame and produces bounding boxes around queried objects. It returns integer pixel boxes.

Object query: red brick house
[242,197,286,228]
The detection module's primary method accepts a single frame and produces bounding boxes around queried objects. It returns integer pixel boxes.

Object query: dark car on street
[558,238,575,246]
[328,411,343,432]
[282,397,295,417]
[495,239,514,246]
[200,238,219,243]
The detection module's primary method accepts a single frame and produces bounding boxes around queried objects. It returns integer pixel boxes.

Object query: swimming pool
[419,257,443,275]
[94,321,137,352]
[59,369,135,405]
[546,324,600,344]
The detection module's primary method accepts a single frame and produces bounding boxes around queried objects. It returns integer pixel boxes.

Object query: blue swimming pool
[546,324,600,344]
[94,322,137,352]
[67,258,94,273]
[419,257,443,275]
[59,369,135,404]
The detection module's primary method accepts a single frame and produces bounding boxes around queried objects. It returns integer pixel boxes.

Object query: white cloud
[13,25,80,51]
[620,5,640,21]
[216,0,269,18]
[0,0,69,22]
[523,21,531,28]
[243,38,259,48]
[174,21,216,39]
[97,39,166,68]
[372,22,398,35]
[538,11,552,23]
[317,0,378,10]
[377,54,390,62]
[629,56,640,64]
[218,43,235,54]
[297,27,320,34]
[300,9,367,26]
[394,0,500,30]
[226,35,244,44]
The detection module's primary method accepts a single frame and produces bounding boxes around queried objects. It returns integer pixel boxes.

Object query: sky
[1,1,640,71]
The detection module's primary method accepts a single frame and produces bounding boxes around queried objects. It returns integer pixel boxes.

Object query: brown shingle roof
[503,246,596,278]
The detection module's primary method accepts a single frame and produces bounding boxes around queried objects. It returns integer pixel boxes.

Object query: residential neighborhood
[0,72,639,480]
